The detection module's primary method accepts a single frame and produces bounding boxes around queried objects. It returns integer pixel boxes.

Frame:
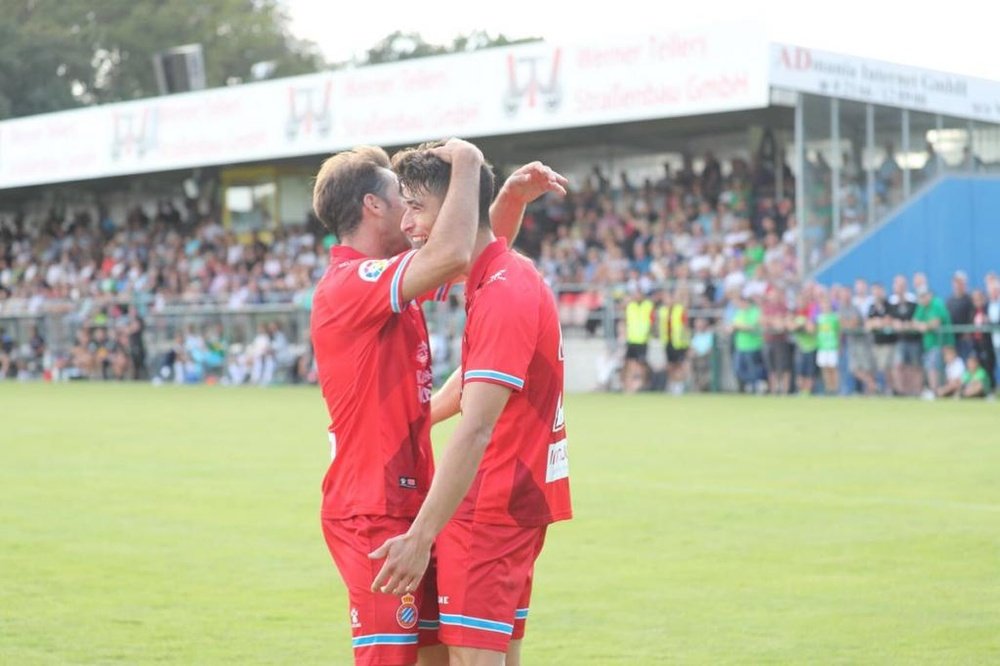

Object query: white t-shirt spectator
[945,356,966,383]
[46,263,64,286]
[724,230,751,248]
[227,244,244,266]
[202,221,225,242]
[689,254,712,275]
[743,277,768,300]
[764,245,784,266]
[723,270,747,295]
[263,256,283,278]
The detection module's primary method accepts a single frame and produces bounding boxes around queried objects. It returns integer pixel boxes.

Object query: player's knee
[416,644,449,666]
[504,639,523,666]
[448,646,505,666]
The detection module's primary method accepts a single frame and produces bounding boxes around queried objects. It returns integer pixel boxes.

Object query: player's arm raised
[490,161,568,245]
[397,139,483,304]
[370,381,511,595]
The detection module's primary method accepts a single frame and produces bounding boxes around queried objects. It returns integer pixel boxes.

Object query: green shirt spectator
[962,366,988,387]
[816,311,840,351]
[733,304,763,352]
[914,295,954,350]
[792,313,818,352]
[745,244,765,272]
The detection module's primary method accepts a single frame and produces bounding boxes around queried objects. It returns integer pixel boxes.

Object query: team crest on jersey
[396,593,418,629]
[357,256,398,282]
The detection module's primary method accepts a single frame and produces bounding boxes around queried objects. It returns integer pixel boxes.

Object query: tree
[361,30,540,66]
[0,0,324,119]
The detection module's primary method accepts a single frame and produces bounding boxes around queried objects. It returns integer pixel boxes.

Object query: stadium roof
[1,24,997,191]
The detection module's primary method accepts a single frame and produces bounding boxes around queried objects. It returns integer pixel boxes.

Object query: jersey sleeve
[418,281,455,305]
[327,249,418,328]
[463,283,538,392]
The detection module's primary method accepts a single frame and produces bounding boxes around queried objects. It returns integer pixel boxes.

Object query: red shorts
[436,519,547,653]
[322,515,440,666]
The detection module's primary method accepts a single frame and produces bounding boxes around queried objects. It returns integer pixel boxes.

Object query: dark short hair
[391,141,495,227]
[312,146,393,238]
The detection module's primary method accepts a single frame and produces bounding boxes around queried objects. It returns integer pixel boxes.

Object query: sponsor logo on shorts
[396,593,418,629]
[399,477,418,490]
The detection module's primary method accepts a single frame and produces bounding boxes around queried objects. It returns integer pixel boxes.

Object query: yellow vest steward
[657,304,691,348]
[626,300,654,344]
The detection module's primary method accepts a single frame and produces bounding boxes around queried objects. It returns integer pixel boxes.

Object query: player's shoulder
[478,251,542,297]
[326,252,408,288]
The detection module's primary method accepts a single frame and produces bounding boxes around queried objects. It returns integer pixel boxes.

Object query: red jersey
[311,246,438,520]
[458,239,573,527]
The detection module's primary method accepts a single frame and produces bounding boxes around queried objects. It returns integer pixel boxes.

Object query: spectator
[889,274,922,396]
[946,271,974,360]
[970,289,996,392]
[70,329,95,380]
[92,327,113,380]
[936,346,966,398]
[960,354,989,398]
[762,286,791,395]
[0,327,13,379]
[127,311,147,380]
[27,325,46,378]
[109,330,132,380]
[689,317,715,393]
[790,291,818,396]
[988,276,1000,384]
[876,143,902,206]
[249,322,275,385]
[840,288,876,394]
[914,286,954,399]
[852,278,873,315]
[815,291,841,395]
[865,283,897,394]
[729,291,766,393]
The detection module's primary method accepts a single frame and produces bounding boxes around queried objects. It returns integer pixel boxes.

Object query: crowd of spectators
[614,270,1000,399]
[1,150,997,395]
[521,151,799,316]
[0,201,326,316]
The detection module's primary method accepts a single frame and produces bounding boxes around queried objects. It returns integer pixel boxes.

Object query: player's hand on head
[368,533,432,596]
[430,138,484,165]
[505,162,569,202]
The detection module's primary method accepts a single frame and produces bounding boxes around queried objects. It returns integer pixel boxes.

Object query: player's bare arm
[397,139,484,304]
[369,382,512,595]
[490,162,568,244]
[430,368,462,425]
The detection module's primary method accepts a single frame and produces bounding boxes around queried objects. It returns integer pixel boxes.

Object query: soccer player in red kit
[311,140,567,666]
[371,145,572,666]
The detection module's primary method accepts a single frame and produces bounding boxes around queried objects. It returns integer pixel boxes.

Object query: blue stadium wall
[815,176,1000,294]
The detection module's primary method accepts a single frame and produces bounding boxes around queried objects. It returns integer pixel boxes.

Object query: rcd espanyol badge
[396,593,418,629]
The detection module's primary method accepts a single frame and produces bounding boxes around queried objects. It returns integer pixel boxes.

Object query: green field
[2,384,998,664]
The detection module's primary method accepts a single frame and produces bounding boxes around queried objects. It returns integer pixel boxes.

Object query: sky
[284,0,1000,80]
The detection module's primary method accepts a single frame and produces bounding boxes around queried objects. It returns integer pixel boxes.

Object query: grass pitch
[1,383,998,664]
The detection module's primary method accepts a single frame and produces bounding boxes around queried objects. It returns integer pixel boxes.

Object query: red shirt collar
[329,245,367,261]
[466,238,508,292]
